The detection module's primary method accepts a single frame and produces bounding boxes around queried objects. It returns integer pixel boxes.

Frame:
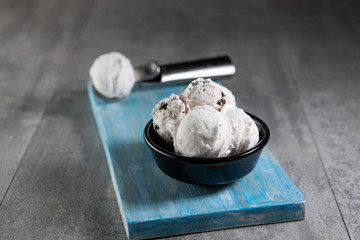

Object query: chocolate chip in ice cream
[151,94,187,144]
[180,78,235,111]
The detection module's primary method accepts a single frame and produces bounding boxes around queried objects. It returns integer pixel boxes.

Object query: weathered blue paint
[87,82,306,240]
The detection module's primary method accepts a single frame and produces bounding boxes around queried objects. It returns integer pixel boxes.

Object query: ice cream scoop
[221,105,259,154]
[89,52,236,99]
[172,106,233,158]
[151,94,187,144]
[89,52,136,99]
[180,78,236,111]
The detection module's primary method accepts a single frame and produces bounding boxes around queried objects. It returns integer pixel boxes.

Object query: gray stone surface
[0,90,124,239]
[0,0,359,239]
[0,0,95,202]
[265,1,360,238]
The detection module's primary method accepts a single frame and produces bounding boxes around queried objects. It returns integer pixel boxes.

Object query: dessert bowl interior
[144,113,270,185]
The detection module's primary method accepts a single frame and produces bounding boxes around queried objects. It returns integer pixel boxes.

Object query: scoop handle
[160,56,236,83]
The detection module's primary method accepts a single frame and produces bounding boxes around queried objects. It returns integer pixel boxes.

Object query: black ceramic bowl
[144,113,270,186]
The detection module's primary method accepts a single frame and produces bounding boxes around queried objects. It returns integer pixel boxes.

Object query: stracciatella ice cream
[151,94,187,144]
[172,106,233,158]
[221,105,259,154]
[151,78,260,158]
[89,52,135,99]
[180,78,236,111]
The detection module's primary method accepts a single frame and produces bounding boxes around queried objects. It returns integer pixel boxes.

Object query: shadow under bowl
[144,113,270,186]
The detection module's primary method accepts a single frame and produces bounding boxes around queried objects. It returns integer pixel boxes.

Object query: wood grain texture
[88,82,305,239]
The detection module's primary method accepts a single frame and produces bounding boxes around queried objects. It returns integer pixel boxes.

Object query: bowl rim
[143,112,270,165]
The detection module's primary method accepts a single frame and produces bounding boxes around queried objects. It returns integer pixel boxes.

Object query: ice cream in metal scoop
[89,52,236,99]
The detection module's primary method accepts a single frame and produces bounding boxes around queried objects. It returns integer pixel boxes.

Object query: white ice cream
[180,78,236,111]
[151,78,260,158]
[173,106,233,158]
[152,94,187,144]
[89,52,135,99]
[222,105,259,154]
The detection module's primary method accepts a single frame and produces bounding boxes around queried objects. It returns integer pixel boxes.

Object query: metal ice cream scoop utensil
[90,55,236,99]
[134,55,235,83]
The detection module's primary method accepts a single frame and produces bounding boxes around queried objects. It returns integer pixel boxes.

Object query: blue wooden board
[87,82,306,240]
